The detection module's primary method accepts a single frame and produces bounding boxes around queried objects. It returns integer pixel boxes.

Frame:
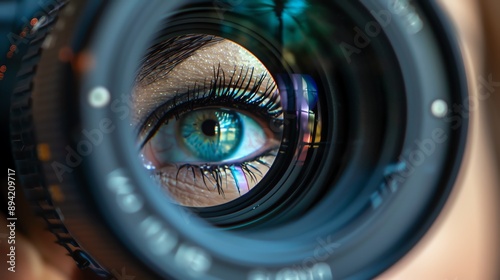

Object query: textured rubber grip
[9,2,113,278]
[1,0,41,176]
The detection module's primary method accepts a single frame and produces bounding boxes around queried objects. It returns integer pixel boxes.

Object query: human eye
[133,35,284,208]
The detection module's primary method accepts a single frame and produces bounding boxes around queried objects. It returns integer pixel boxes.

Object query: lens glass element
[133,35,283,207]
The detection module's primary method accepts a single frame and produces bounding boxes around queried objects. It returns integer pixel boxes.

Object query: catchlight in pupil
[133,34,284,207]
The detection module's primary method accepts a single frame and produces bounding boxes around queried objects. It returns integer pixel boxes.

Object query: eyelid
[138,93,281,148]
[137,71,282,149]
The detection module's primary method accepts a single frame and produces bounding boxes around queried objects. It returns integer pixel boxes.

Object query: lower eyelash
[163,150,278,198]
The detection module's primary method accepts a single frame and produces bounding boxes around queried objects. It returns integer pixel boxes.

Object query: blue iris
[179,109,243,161]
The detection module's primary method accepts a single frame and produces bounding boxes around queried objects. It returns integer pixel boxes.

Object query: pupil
[178,109,243,161]
[201,119,218,137]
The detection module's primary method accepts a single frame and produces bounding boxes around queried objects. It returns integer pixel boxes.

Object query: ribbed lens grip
[9,2,113,278]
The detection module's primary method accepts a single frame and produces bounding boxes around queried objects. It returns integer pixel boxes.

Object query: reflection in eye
[144,108,272,163]
[134,35,283,207]
[179,109,244,162]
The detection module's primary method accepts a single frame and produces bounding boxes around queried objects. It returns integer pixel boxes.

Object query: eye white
[145,111,268,165]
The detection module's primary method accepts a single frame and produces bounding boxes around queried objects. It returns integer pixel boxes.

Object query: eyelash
[138,64,281,147]
[173,148,277,196]
[139,64,283,197]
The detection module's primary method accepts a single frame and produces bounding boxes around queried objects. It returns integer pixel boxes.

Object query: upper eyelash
[137,64,282,149]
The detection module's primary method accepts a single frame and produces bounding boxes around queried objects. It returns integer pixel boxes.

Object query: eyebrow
[137,34,223,85]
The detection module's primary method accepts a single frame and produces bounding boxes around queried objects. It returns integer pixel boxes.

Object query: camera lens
[7,0,469,279]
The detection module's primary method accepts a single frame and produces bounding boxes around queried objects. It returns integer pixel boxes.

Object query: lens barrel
[9,0,468,279]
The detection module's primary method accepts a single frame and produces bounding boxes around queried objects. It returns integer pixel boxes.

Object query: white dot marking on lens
[89,86,111,108]
[431,99,448,118]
